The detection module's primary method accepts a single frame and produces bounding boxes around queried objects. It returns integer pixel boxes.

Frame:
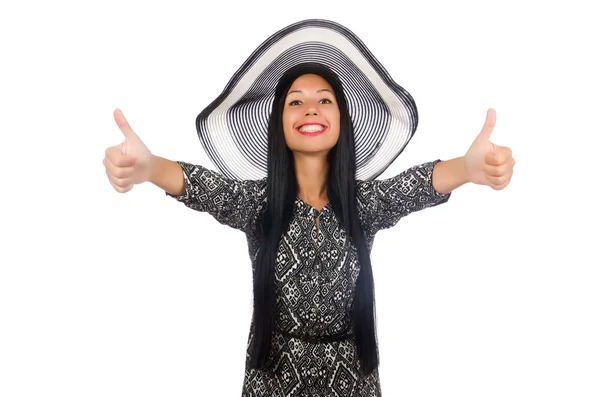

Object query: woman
[103,20,514,397]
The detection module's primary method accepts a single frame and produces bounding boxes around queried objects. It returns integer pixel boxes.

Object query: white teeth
[299,125,325,132]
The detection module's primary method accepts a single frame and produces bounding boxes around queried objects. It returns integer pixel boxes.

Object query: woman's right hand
[103,109,153,193]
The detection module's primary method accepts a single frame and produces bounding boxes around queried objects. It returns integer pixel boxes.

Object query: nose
[305,105,318,116]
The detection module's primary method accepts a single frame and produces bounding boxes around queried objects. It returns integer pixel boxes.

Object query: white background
[1,0,599,396]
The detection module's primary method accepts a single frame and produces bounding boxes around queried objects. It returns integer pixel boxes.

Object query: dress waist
[275,328,353,343]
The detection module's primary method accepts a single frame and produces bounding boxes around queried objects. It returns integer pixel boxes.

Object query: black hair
[248,62,379,375]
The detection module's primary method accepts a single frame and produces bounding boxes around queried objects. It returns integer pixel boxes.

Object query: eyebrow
[286,89,333,96]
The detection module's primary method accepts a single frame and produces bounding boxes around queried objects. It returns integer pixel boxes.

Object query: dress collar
[294,197,330,217]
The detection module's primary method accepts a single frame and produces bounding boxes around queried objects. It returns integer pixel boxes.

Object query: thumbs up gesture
[464,109,515,190]
[103,109,153,193]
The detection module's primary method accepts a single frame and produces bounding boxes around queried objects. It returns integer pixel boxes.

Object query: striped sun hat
[195,19,419,181]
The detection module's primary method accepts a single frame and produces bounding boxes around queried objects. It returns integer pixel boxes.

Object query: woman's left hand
[464,108,515,190]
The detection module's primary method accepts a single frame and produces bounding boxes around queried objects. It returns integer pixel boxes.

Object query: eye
[288,100,301,106]
[320,98,332,104]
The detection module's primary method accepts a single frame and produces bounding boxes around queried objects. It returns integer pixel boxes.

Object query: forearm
[432,157,470,194]
[149,155,185,196]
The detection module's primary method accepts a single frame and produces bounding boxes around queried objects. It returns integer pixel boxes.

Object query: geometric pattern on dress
[169,160,451,396]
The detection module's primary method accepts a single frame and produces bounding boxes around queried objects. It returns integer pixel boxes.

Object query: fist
[482,146,515,190]
[465,108,515,190]
[103,109,153,193]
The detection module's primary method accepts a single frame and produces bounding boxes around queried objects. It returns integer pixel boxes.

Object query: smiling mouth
[297,124,327,136]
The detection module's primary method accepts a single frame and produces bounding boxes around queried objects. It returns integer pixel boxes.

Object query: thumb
[113,108,139,141]
[476,108,496,142]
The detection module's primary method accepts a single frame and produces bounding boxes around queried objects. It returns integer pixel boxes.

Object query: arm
[357,160,451,236]
[432,156,470,194]
[149,155,185,196]
[154,156,267,233]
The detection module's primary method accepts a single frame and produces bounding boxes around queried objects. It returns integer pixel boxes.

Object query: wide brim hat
[196,19,418,181]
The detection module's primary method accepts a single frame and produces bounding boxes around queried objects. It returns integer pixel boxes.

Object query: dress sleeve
[356,160,451,236]
[166,161,267,233]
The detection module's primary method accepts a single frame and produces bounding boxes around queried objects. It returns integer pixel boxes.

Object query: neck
[294,153,329,201]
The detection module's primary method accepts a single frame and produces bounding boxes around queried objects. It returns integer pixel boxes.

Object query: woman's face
[282,73,341,155]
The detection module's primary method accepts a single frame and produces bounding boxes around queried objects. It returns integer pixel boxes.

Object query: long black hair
[248,62,379,375]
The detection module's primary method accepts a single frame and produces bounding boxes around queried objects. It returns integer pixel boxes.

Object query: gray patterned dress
[168,160,451,396]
